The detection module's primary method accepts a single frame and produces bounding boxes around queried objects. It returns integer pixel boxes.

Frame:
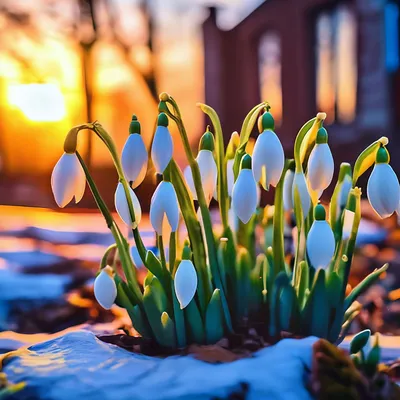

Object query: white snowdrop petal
[306,220,335,269]
[292,172,311,218]
[197,150,217,204]
[150,181,180,234]
[307,143,334,191]
[252,130,285,189]
[74,162,86,203]
[227,159,235,197]
[174,260,198,309]
[121,134,148,188]
[115,183,142,226]
[94,269,117,310]
[232,169,258,224]
[283,169,295,211]
[151,126,173,173]
[51,153,82,208]
[367,164,400,218]
[184,166,197,200]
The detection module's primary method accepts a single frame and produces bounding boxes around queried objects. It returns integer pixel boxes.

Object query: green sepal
[160,312,177,348]
[302,268,328,338]
[349,329,371,355]
[205,289,225,344]
[157,112,169,127]
[129,115,141,134]
[344,264,388,310]
[185,298,205,344]
[199,131,215,152]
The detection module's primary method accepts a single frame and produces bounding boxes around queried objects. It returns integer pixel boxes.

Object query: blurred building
[203,0,400,171]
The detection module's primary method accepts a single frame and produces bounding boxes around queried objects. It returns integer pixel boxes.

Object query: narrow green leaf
[279,285,295,331]
[296,261,309,309]
[145,250,165,284]
[344,264,388,310]
[142,286,165,345]
[269,272,290,337]
[128,304,152,339]
[171,279,186,348]
[235,248,252,322]
[205,289,225,344]
[185,298,205,344]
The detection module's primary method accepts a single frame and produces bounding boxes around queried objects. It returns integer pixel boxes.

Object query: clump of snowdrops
[51,92,399,349]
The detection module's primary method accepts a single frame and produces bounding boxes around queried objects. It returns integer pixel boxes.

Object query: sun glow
[7,83,66,122]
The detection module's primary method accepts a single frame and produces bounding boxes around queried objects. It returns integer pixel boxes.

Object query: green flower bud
[240,154,252,170]
[314,204,326,221]
[375,146,389,164]
[182,245,192,261]
[258,111,275,132]
[129,114,141,135]
[157,112,169,127]
[199,129,215,152]
[315,127,328,144]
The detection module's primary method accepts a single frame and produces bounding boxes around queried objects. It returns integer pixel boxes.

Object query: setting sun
[7,83,66,122]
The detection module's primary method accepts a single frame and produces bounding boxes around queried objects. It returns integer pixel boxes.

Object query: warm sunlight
[7,83,66,122]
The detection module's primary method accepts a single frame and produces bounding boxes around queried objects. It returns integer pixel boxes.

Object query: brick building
[202,0,400,172]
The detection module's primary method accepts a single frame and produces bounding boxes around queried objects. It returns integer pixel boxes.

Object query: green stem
[197,103,229,229]
[169,231,177,274]
[76,152,143,303]
[157,234,167,270]
[163,97,232,332]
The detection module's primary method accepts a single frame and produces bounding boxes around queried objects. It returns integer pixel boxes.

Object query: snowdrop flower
[252,111,284,189]
[307,128,334,196]
[94,266,117,310]
[292,171,311,218]
[283,162,295,211]
[227,158,235,197]
[51,152,86,208]
[114,182,142,227]
[121,115,148,188]
[232,154,258,223]
[184,130,217,204]
[151,113,173,173]
[174,258,198,309]
[306,204,335,269]
[367,147,400,218]
[150,181,179,234]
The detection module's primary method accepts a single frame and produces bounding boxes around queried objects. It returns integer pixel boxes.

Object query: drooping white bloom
[307,129,334,195]
[51,152,86,208]
[183,150,217,204]
[174,259,198,309]
[283,168,295,211]
[114,182,142,227]
[292,172,311,218]
[150,181,179,234]
[367,158,400,219]
[121,134,148,188]
[306,205,335,269]
[151,113,173,173]
[232,155,258,224]
[252,130,285,189]
[94,266,117,310]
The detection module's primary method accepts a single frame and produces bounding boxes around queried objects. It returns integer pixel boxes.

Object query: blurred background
[1,0,400,349]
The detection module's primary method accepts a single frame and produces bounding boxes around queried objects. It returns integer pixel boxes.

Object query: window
[315,4,357,124]
[258,32,282,125]
[385,1,400,72]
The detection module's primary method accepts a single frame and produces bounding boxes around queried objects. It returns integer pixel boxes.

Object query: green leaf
[279,285,295,331]
[249,255,264,314]
[365,339,381,377]
[128,304,152,339]
[269,272,290,337]
[349,329,371,355]
[344,264,388,310]
[149,277,172,316]
[160,312,177,348]
[144,270,154,287]
[302,269,329,338]
[205,289,225,344]
[273,160,289,275]
[171,279,186,348]
[142,285,165,345]
[235,248,252,322]
[145,250,165,284]
[294,117,317,173]
[185,298,205,344]
[296,261,309,309]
